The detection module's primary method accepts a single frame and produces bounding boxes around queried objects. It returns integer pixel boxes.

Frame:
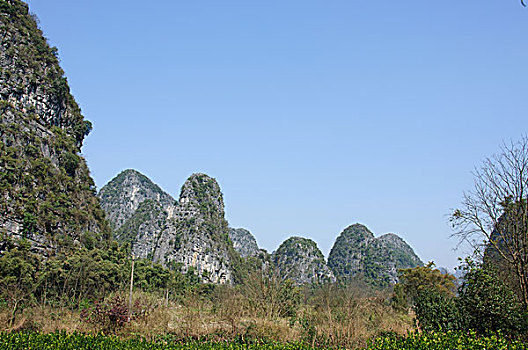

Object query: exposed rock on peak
[100,171,237,284]
[175,173,224,222]
[229,228,260,258]
[328,223,422,287]
[272,236,335,285]
[154,173,235,284]
[98,169,176,230]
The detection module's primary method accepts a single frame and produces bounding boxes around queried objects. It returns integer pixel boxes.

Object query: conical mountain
[328,223,422,287]
[98,169,176,231]
[0,0,110,254]
[99,171,239,284]
[228,228,260,258]
[272,236,335,284]
[154,173,237,284]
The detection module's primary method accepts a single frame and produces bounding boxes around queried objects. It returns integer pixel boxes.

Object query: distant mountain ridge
[99,170,423,287]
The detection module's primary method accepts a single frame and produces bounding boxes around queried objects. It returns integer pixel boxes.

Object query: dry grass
[0,285,413,348]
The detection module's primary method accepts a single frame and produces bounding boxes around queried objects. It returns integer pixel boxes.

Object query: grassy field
[0,287,412,349]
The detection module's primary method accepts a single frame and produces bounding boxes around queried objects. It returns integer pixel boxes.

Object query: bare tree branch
[451,136,528,306]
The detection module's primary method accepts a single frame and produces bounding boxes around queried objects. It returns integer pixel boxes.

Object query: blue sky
[25,0,528,270]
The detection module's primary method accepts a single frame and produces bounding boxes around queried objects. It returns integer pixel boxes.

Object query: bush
[456,263,528,336]
[243,271,301,318]
[413,288,461,332]
[80,296,130,333]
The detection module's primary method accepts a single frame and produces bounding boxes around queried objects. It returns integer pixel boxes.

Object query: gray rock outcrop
[228,228,260,258]
[154,174,235,284]
[0,0,110,254]
[98,169,176,231]
[99,171,237,284]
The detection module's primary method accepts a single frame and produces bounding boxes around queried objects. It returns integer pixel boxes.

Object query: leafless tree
[451,136,528,305]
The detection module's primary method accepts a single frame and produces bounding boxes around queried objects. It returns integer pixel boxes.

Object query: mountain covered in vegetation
[98,169,178,258]
[99,170,240,284]
[328,224,423,287]
[99,171,424,287]
[0,0,110,255]
[272,237,335,284]
[153,173,240,284]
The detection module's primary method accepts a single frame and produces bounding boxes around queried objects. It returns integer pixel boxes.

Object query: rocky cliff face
[98,170,177,260]
[228,228,260,258]
[98,169,176,231]
[154,174,235,284]
[100,171,238,284]
[0,0,110,254]
[328,224,422,287]
[272,236,335,284]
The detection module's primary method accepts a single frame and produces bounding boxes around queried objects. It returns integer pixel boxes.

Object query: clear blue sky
[26,0,528,270]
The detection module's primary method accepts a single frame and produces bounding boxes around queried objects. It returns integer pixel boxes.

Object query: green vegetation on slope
[115,199,165,245]
[272,237,334,284]
[328,224,422,288]
[0,0,110,250]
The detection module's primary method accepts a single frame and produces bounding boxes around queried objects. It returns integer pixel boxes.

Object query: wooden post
[129,255,135,321]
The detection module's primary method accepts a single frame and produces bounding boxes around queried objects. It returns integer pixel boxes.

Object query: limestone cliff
[99,169,176,231]
[328,224,422,287]
[100,171,239,284]
[228,228,260,258]
[0,0,110,254]
[272,236,335,284]
[154,174,236,284]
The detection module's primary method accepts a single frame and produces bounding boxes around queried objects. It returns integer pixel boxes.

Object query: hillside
[0,0,110,254]
[153,173,238,283]
[98,169,177,259]
[100,170,240,284]
[328,224,423,286]
[98,169,176,231]
[272,236,335,284]
[228,228,260,258]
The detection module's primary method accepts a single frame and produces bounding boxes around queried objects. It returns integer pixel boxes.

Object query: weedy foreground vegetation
[1,253,528,349]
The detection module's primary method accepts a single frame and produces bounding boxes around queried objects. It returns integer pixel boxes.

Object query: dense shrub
[395,262,456,306]
[243,271,301,318]
[456,264,528,336]
[80,296,130,333]
[413,288,461,332]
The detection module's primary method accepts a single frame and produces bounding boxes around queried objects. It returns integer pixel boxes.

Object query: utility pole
[128,255,135,322]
